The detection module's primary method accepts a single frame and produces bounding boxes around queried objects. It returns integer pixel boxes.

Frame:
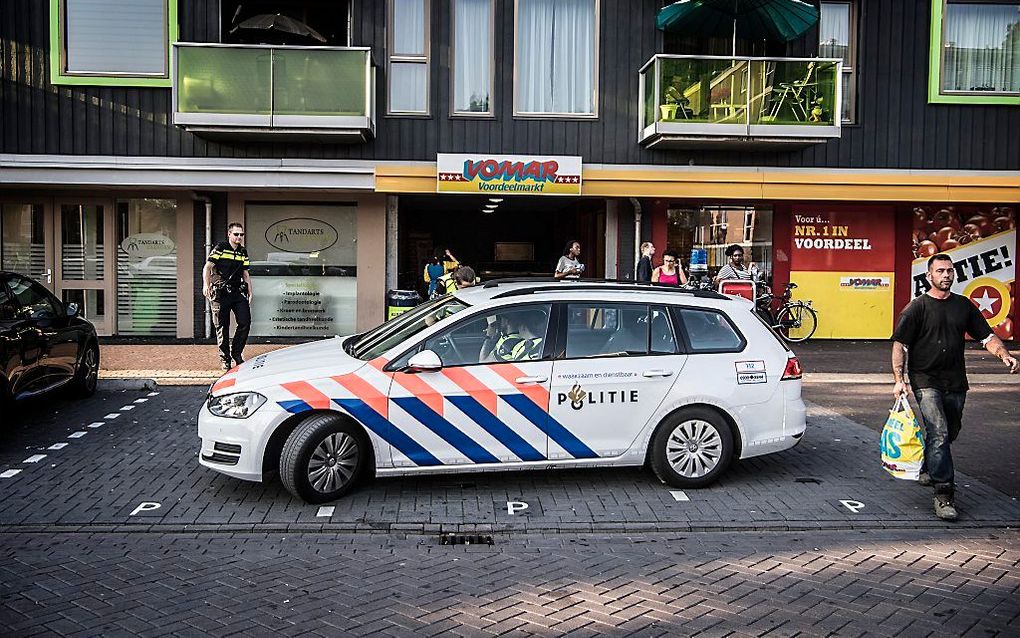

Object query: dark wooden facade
[1,0,1017,170]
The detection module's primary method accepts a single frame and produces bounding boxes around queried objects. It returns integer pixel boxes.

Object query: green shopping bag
[880,394,925,480]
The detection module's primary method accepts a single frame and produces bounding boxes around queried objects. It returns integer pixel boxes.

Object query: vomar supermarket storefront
[380,158,1018,341]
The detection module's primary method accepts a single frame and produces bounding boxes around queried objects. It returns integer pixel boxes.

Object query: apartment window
[388,0,430,115]
[514,0,598,117]
[50,0,176,87]
[942,1,1020,94]
[930,1,1020,104]
[452,0,494,115]
[819,1,857,122]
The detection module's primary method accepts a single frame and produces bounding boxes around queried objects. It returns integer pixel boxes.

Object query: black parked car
[0,271,99,410]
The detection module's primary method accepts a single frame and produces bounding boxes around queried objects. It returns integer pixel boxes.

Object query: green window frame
[49,0,178,87]
[928,0,1020,105]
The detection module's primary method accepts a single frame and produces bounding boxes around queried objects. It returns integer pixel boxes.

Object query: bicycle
[755,282,818,343]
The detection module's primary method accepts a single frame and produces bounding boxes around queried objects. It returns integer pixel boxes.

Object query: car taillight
[782,357,802,380]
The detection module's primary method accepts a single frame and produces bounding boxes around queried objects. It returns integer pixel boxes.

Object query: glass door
[1,203,52,285]
[54,199,116,335]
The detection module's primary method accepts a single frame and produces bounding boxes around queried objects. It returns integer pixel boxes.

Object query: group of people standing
[423,249,476,299]
[636,242,759,285]
[635,242,687,285]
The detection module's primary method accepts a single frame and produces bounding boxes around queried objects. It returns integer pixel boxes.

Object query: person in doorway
[652,250,688,286]
[891,253,1018,521]
[714,244,758,283]
[555,240,584,280]
[452,266,478,290]
[203,222,252,371]
[434,265,478,297]
[423,253,445,299]
[441,248,460,275]
[636,241,655,282]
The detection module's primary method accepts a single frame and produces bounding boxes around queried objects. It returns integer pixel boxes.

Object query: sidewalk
[99,344,288,385]
[99,339,1019,385]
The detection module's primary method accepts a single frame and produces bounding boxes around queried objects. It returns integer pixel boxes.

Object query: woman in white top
[555,240,584,279]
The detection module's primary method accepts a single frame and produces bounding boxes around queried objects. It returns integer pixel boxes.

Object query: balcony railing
[638,55,842,149]
[173,43,375,142]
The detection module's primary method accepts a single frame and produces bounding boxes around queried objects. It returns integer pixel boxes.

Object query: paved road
[2,383,1018,636]
[2,528,1017,636]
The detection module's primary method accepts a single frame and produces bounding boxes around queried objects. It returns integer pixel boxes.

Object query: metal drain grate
[439,533,494,546]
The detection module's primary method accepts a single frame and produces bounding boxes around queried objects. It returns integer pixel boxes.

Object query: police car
[198,279,806,503]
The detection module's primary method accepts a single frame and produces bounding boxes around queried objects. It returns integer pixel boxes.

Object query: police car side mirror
[406,349,443,373]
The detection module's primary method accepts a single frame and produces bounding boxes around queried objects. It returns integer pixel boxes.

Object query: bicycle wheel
[776,303,818,343]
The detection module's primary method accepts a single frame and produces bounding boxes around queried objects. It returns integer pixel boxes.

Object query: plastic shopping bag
[880,394,925,480]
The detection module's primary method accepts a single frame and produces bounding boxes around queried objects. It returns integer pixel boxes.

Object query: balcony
[638,55,842,150]
[172,44,375,142]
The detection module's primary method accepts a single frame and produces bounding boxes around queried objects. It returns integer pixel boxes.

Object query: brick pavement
[0,529,1017,636]
[1,386,1018,533]
[3,386,1020,636]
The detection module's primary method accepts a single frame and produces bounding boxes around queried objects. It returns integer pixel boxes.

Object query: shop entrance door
[53,199,116,336]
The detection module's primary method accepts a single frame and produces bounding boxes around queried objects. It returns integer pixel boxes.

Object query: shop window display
[666,206,773,282]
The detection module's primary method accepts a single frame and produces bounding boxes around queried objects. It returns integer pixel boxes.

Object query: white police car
[199,280,806,503]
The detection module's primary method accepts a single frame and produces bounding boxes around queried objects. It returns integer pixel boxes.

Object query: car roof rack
[480,278,727,301]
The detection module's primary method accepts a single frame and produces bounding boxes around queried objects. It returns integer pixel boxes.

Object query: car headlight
[207,392,267,419]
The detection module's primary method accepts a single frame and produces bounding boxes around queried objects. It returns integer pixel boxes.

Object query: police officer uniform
[208,241,251,367]
[494,332,544,361]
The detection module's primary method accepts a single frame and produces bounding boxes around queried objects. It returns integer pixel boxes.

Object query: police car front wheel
[649,408,734,488]
[280,413,368,503]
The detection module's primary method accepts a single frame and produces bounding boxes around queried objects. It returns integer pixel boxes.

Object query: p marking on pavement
[840,499,866,513]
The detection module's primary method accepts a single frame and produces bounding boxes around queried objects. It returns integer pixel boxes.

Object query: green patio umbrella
[656,0,820,44]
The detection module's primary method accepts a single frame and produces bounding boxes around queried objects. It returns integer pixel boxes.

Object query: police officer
[203,222,252,370]
[484,311,545,362]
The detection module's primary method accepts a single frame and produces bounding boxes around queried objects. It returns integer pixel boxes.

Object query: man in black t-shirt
[202,222,253,370]
[892,253,1018,521]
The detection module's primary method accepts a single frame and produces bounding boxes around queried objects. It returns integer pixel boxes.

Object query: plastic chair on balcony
[762,61,817,123]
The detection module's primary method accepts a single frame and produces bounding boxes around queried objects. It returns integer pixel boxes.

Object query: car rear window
[674,307,746,353]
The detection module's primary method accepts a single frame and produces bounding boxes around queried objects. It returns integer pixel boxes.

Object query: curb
[100,378,157,392]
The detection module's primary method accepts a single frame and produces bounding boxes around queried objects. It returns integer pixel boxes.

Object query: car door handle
[642,369,674,378]
[515,376,548,384]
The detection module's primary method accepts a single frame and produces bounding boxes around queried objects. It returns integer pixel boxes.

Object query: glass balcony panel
[272,49,367,117]
[658,57,749,124]
[642,63,655,130]
[750,59,839,126]
[177,47,272,115]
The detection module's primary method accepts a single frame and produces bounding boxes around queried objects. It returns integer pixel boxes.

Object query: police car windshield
[347,296,469,361]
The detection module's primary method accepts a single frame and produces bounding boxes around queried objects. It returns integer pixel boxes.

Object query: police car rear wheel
[281,414,367,503]
[649,408,733,488]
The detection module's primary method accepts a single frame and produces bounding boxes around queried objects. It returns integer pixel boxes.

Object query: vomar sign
[437,153,582,195]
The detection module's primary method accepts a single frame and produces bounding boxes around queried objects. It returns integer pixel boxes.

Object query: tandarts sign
[437,154,582,195]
